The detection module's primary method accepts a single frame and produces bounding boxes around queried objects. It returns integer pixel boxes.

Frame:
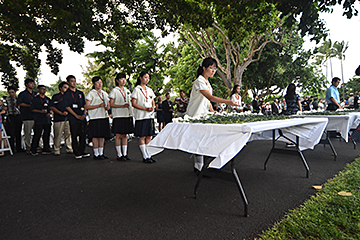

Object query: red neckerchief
[118,87,127,101]
[139,87,148,100]
[96,90,104,102]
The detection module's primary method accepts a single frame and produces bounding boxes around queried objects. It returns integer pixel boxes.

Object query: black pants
[326,103,339,111]
[5,115,22,152]
[70,120,87,156]
[30,124,51,153]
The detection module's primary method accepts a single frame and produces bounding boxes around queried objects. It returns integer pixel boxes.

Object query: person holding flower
[186,57,238,172]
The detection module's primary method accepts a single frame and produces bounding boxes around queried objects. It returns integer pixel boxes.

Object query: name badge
[73,104,78,108]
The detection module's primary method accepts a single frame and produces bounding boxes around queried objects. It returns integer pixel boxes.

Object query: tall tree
[333,40,349,100]
[87,31,169,95]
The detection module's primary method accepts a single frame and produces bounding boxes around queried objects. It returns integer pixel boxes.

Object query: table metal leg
[320,131,337,161]
[231,159,249,217]
[264,129,310,178]
[194,156,209,199]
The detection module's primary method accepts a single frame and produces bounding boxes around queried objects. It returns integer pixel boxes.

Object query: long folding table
[148,118,328,217]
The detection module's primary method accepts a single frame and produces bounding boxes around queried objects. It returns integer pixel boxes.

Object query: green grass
[258,158,360,240]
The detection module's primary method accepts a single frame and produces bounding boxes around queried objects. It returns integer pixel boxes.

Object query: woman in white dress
[131,71,157,164]
[109,73,134,161]
[230,85,243,113]
[85,76,111,160]
[186,57,239,172]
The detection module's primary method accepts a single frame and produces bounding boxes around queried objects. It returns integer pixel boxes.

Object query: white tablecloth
[148,118,328,169]
[299,113,360,142]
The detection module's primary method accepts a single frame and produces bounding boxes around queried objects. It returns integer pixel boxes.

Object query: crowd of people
[0,56,351,168]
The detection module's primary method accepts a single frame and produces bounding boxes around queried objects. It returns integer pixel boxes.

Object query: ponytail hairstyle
[285,83,296,100]
[196,57,217,78]
[230,84,240,98]
[91,76,102,89]
[135,71,149,87]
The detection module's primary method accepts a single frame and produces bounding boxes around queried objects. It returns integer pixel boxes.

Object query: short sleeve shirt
[63,88,86,124]
[186,75,213,117]
[30,95,51,125]
[109,87,133,118]
[18,89,37,121]
[230,94,242,110]
[326,85,340,104]
[86,89,109,120]
[131,85,155,120]
[50,92,68,122]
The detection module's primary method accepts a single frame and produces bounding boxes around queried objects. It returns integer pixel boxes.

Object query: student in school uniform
[109,73,134,161]
[186,57,238,172]
[131,71,157,163]
[85,76,112,160]
[18,78,37,153]
[50,81,73,155]
[30,85,52,155]
[64,75,90,159]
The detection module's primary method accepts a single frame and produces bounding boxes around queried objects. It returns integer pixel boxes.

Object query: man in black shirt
[64,75,90,159]
[50,82,73,156]
[30,85,52,155]
[251,94,260,113]
[162,92,174,125]
[301,96,310,111]
[18,78,37,153]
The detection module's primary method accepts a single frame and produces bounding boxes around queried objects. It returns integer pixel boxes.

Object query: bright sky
[13,4,360,91]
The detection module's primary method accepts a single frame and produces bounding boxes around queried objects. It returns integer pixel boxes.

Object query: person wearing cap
[347,93,355,108]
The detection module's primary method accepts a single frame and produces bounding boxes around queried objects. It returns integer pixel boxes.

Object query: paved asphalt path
[0,135,357,240]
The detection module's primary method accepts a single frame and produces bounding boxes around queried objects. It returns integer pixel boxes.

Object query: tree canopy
[1,0,359,89]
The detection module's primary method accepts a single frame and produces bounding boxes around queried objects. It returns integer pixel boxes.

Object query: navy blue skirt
[112,117,134,134]
[88,118,112,139]
[134,119,155,137]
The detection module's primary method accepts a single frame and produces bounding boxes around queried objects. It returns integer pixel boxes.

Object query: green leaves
[181,113,292,124]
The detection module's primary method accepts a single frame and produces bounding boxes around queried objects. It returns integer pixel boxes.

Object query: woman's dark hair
[230,85,240,97]
[92,76,102,84]
[285,83,296,100]
[135,71,149,87]
[115,73,126,86]
[196,57,217,78]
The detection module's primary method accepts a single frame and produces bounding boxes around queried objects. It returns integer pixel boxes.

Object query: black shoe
[30,151,38,156]
[123,155,131,161]
[143,158,153,163]
[117,156,126,161]
[149,156,157,162]
[101,154,109,159]
[94,155,105,160]
[194,168,200,173]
